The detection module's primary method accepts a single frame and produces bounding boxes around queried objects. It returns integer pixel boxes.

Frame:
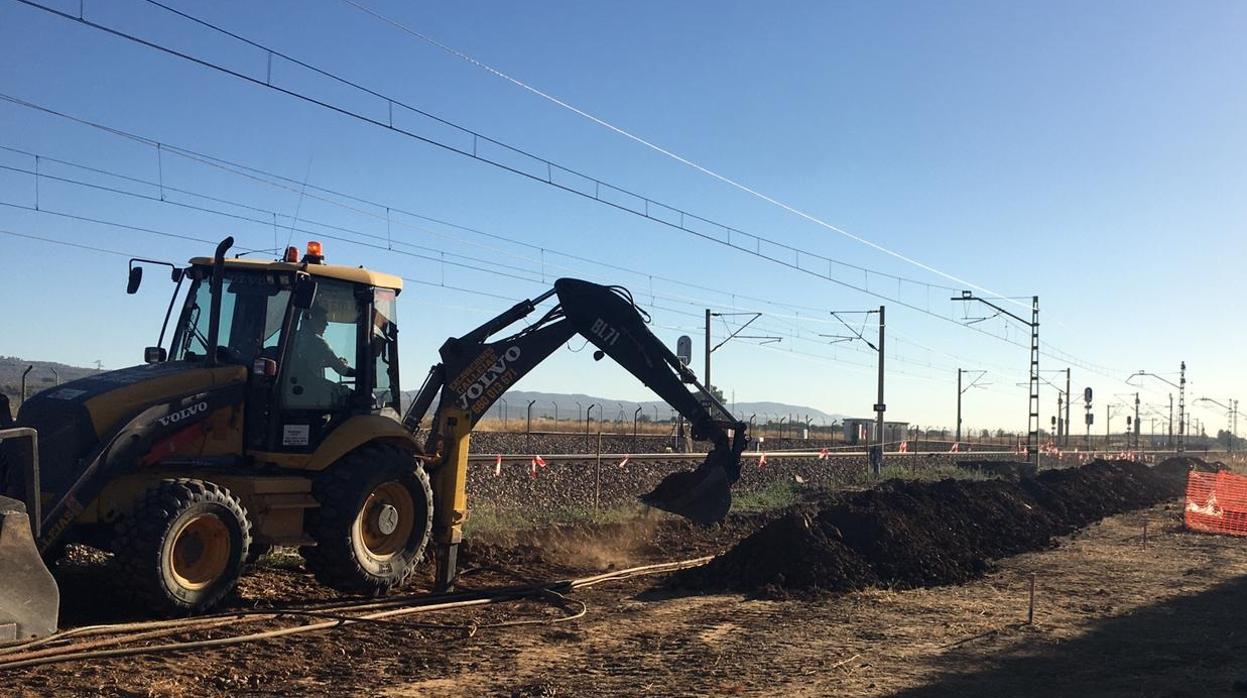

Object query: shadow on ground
[893,573,1247,697]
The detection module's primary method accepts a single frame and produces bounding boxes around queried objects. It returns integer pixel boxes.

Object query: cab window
[372,288,400,415]
[281,279,360,411]
[173,269,289,365]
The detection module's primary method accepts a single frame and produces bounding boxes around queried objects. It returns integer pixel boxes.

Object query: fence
[1185,470,1247,537]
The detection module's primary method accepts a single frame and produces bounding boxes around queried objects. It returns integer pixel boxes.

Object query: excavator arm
[402,278,749,588]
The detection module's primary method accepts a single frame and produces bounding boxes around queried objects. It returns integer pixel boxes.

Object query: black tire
[112,479,251,616]
[301,443,433,595]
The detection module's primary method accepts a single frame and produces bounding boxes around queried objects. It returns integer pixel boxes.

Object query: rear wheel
[301,444,433,595]
[113,479,251,615]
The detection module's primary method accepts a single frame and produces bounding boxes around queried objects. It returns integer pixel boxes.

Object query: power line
[338,0,1033,312]
[0,227,139,257]
[0,136,999,376]
[0,94,942,326]
[11,0,964,303]
[0,0,1163,395]
[0,88,1132,386]
[2,220,976,393]
[0,159,1158,418]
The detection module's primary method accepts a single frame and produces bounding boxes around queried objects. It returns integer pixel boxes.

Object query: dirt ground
[8,497,1247,697]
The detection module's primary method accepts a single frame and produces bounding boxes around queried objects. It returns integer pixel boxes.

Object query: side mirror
[144,346,167,364]
[127,267,143,294]
[171,267,184,283]
[292,273,318,309]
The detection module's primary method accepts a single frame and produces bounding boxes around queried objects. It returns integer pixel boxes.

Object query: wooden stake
[1027,573,1036,625]
[1143,519,1149,549]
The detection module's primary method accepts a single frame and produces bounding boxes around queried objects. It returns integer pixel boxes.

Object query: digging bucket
[0,496,58,642]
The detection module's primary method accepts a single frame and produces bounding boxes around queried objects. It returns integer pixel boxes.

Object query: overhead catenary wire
[0,89,1136,388]
[0,183,1161,411]
[7,0,959,298]
[0,99,1137,389]
[338,0,1032,312]
[0,4,1178,408]
[7,1,1135,380]
[0,146,1002,378]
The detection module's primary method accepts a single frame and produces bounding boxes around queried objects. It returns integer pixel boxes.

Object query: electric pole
[1169,394,1173,448]
[1179,361,1186,453]
[874,306,886,476]
[825,306,886,475]
[1129,369,1187,453]
[704,308,711,390]
[952,292,1040,471]
[1065,368,1071,447]
[957,369,987,446]
[703,308,779,403]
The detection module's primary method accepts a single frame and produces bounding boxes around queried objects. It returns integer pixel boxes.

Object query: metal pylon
[1027,296,1040,469]
[1178,361,1186,453]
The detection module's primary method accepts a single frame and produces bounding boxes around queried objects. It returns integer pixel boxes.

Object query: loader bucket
[639,464,732,525]
[0,496,58,642]
[638,434,747,525]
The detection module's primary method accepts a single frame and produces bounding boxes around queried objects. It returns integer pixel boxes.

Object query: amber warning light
[283,246,299,263]
[305,240,324,263]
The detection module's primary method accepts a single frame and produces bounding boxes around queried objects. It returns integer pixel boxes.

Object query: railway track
[466,448,1189,462]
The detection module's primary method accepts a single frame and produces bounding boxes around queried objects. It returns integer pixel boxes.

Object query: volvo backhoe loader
[0,237,748,640]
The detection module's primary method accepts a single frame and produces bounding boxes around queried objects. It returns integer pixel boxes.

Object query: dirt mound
[676,459,1184,596]
[1155,455,1224,478]
[675,512,876,596]
[955,459,1032,478]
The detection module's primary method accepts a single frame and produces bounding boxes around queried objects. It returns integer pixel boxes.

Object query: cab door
[271,279,370,453]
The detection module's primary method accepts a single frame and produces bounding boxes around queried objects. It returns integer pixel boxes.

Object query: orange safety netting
[1185,470,1247,536]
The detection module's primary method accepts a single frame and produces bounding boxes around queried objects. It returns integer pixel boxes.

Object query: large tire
[112,479,251,616]
[301,444,433,595]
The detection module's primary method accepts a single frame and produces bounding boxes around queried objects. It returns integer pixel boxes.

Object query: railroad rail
[464,449,1195,462]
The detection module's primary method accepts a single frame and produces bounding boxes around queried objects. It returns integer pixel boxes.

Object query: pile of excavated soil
[1155,454,1223,477]
[675,459,1186,596]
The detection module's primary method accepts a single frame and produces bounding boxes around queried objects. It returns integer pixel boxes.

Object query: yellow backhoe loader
[0,237,748,640]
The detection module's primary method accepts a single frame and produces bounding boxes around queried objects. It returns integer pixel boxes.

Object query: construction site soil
[674,459,1188,597]
[6,456,1232,697]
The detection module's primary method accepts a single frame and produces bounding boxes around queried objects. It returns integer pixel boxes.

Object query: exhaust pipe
[205,236,234,367]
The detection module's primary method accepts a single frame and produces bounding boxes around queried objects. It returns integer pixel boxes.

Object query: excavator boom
[405,278,749,525]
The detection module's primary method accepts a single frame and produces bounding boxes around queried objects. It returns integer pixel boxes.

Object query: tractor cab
[141,241,404,455]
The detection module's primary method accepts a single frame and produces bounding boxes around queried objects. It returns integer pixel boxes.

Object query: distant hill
[408,388,844,425]
[0,356,99,406]
[2,357,842,426]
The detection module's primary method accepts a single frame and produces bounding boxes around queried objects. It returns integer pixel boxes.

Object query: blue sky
[1,0,1244,434]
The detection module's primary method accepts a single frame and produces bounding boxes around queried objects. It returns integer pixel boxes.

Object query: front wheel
[301,444,433,594]
[112,479,251,615]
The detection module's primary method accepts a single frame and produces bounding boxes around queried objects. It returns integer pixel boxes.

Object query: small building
[841,417,910,445]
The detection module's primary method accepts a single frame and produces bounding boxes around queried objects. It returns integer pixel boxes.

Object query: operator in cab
[286,303,356,407]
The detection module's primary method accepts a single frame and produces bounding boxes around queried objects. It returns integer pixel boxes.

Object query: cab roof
[188,256,404,292]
